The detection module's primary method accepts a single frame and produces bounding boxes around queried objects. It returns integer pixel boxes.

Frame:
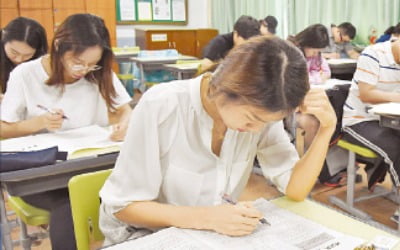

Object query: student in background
[200,15,260,71]
[342,39,400,212]
[376,23,400,43]
[99,36,337,245]
[0,17,48,100]
[322,22,359,59]
[0,14,132,249]
[260,15,278,36]
[288,24,331,84]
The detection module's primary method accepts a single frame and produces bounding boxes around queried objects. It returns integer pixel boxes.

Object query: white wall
[116,0,210,47]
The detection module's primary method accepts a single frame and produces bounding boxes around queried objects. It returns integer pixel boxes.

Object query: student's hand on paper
[110,122,128,141]
[299,88,337,131]
[205,203,262,236]
[41,108,64,131]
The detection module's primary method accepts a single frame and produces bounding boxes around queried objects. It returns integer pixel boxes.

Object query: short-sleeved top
[99,74,299,244]
[202,32,234,61]
[307,56,331,84]
[1,57,131,129]
[322,26,355,58]
[343,41,400,126]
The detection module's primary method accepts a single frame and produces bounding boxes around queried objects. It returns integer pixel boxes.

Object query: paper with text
[0,125,121,159]
[105,199,363,250]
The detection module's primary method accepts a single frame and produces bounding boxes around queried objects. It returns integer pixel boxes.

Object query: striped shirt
[343,41,400,126]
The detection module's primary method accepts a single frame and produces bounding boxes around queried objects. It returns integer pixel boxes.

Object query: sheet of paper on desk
[108,199,363,250]
[0,125,121,159]
[327,58,357,65]
[371,102,400,116]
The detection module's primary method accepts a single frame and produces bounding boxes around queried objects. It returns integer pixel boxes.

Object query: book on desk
[0,125,121,160]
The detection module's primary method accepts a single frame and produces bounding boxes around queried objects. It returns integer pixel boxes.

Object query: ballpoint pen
[37,104,69,119]
[221,193,271,226]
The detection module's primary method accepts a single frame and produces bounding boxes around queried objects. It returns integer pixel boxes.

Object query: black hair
[261,15,278,34]
[0,17,48,93]
[233,15,261,39]
[288,24,329,50]
[338,22,356,39]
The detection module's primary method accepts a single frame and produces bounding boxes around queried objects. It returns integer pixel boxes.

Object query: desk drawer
[380,115,400,130]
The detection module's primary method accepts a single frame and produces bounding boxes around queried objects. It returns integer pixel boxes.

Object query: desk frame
[0,153,118,250]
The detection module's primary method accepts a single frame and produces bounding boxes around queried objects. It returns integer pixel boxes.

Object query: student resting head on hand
[0,14,132,250]
[99,36,337,246]
[0,17,48,99]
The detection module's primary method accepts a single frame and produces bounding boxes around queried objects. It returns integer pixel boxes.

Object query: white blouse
[1,57,131,129]
[99,75,299,244]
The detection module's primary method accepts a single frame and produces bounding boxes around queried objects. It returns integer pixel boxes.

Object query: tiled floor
[5,169,399,250]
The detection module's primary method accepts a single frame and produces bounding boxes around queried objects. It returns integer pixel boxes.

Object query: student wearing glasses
[322,22,360,59]
[99,37,337,245]
[0,17,48,101]
[0,14,132,249]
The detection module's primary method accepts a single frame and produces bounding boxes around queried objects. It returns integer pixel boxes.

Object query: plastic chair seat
[329,139,399,231]
[8,196,50,226]
[336,139,377,158]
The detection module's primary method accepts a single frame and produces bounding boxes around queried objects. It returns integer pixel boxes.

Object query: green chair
[68,169,112,250]
[7,196,50,250]
[328,139,397,221]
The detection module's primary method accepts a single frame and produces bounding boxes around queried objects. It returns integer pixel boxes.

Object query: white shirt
[99,75,299,244]
[343,41,400,126]
[1,57,131,129]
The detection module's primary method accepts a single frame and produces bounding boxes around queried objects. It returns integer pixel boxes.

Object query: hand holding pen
[222,193,271,226]
[37,104,67,131]
[37,105,69,119]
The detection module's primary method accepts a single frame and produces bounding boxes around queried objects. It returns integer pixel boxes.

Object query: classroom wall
[116,0,211,47]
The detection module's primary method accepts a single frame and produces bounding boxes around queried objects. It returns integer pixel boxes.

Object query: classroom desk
[103,196,400,249]
[0,153,118,250]
[130,55,197,85]
[162,62,200,80]
[380,114,400,130]
[328,58,357,80]
[113,50,139,63]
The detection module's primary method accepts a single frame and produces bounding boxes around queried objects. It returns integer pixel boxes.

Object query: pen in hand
[37,104,69,119]
[221,194,271,226]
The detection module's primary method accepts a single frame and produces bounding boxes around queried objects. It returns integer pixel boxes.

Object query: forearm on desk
[108,103,132,125]
[359,83,400,103]
[115,201,207,230]
[0,118,44,139]
[285,126,335,201]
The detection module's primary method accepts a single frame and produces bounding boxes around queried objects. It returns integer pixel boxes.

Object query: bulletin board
[116,0,187,25]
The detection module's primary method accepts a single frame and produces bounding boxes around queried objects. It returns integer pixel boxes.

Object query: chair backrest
[68,169,112,250]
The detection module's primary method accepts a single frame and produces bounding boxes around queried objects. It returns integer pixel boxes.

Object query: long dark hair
[288,24,329,51]
[0,17,48,93]
[46,14,117,110]
[210,36,309,114]
[287,24,329,68]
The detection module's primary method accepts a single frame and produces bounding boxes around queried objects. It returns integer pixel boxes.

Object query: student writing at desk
[322,22,360,59]
[200,15,260,72]
[99,36,337,246]
[0,14,132,250]
[0,17,48,101]
[342,38,400,219]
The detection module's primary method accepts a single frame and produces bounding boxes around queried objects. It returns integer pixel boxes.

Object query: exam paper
[0,125,121,159]
[105,199,364,250]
